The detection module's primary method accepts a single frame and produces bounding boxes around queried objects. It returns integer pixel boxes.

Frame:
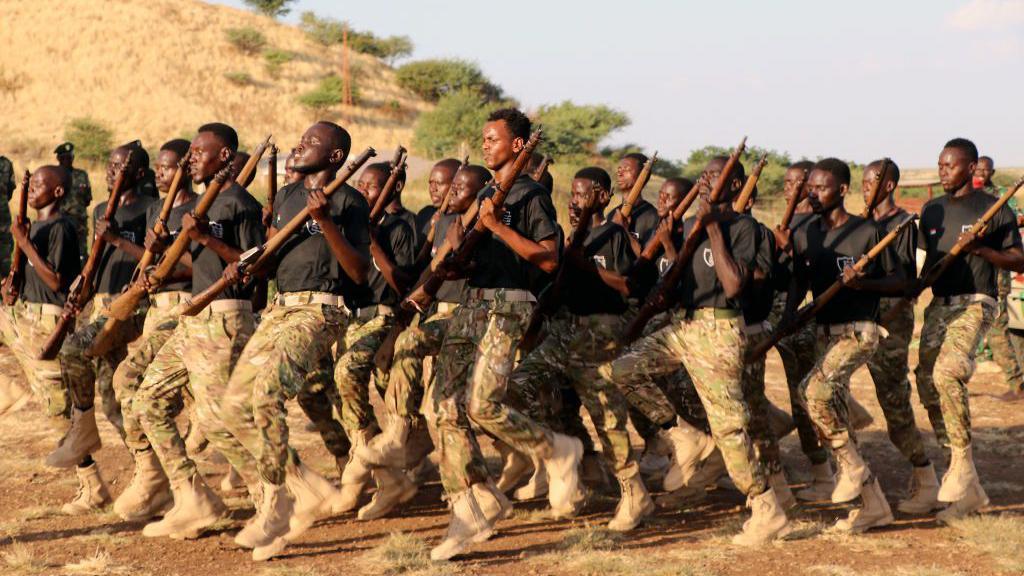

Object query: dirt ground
[2,322,1024,576]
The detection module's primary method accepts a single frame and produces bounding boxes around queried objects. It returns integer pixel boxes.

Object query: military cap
[54,142,74,155]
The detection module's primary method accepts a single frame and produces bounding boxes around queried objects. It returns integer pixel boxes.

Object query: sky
[213,0,1024,168]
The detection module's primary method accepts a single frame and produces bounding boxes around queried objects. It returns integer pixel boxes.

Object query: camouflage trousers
[0,302,69,429]
[384,303,457,422]
[915,299,994,450]
[509,311,637,476]
[59,294,147,440]
[600,309,767,496]
[769,292,827,465]
[334,309,395,437]
[297,356,351,460]
[136,305,258,486]
[112,293,188,455]
[223,297,348,485]
[741,326,785,474]
[987,270,1024,392]
[800,323,880,450]
[866,298,929,467]
[429,291,532,494]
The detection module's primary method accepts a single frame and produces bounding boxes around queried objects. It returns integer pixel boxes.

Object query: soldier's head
[450,165,490,214]
[54,142,74,169]
[938,137,978,194]
[570,167,612,228]
[658,177,693,219]
[863,159,900,206]
[974,155,995,187]
[808,158,850,214]
[784,160,814,206]
[231,151,251,185]
[189,123,239,185]
[293,121,351,177]
[482,108,530,171]
[284,148,303,184]
[106,141,148,193]
[616,152,648,194]
[156,139,192,195]
[29,166,68,210]
[357,162,392,208]
[429,158,461,207]
[699,156,746,204]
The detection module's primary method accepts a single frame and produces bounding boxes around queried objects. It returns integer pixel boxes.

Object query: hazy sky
[213,0,1023,167]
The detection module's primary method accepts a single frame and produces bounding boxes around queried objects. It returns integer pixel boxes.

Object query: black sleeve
[341,194,371,255]
[989,204,1023,251]
[611,227,637,274]
[525,192,558,243]
[755,225,775,275]
[870,224,891,278]
[731,219,757,271]
[389,220,416,269]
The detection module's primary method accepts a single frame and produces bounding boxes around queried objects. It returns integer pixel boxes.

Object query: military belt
[276,291,346,309]
[193,299,253,316]
[816,321,887,339]
[936,294,996,308]
[685,307,742,320]
[21,302,64,317]
[151,291,189,309]
[355,304,393,320]
[465,288,536,303]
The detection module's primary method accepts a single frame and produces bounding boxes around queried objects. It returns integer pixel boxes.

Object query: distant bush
[396,59,501,103]
[225,27,267,55]
[224,71,255,86]
[534,101,629,159]
[681,145,799,196]
[299,12,413,65]
[64,117,114,162]
[297,75,359,112]
[413,90,506,158]
[242,0,295,19]
[262,49,295,79]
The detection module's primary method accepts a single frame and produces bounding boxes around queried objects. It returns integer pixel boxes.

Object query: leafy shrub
[396,59,501,103]
[223,71,255,86]
[225,27,267,55]
[296,75,359,112]
[64,117,114,162]
[242,0,295,18]
[262,48,295,78]
[534,101,629,159]
[413,90,506,158]
[299,12,413,65]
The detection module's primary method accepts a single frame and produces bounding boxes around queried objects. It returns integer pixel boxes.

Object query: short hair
[538,171,553,192]
[434,158,461,174]
[365,161,391,180]
[160,138,191,159]
[943,138,978,163]
[711,155,746,184]
[198,122,239,152]
[574,166,612,192]
[315,121,352,156]
[463,165,492,191]
[978,155,994,167]
[867,158,900,186]
[664,177,694,196]
[788,160,815,173]
[487,107,531,141]
[812,157,851,187]
[119,140,148,172]
[622,152,648,169]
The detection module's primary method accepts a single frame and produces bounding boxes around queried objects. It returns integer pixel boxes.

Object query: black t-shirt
[394,206,420,255]
[742,221,777,324]
[349,212,414,308]
[877,208,917,284]
[564,222,635,316]
[469,175,559,292]
[432,212,467,304]
[94,192,157,295]
[145,197,197,293]
[271,182,371,301]
[678,214,758,310]
[608,198,659,246]
[793,214,891,324]
[918,190,1021,298]
[190,183,265,300]
[21,215,81,306]
[772,211,815,293]
[416,205,437,245]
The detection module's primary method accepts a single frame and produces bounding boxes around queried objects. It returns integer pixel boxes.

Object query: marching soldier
[54,142,93,258]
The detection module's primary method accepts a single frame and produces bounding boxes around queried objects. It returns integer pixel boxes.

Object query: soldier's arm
[12,222,62,291]
[974,245,1024,272]
[309,190,368,284]
[478,198,558,273]
[106,232,145,261]
[706,220,748,299]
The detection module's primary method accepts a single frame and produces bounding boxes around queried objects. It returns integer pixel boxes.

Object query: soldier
[785,158,901,533]
[598,155,792,546]
[0,166,83,510]
[54,142,92,258]
[134,123,265,540]
[49,142,156,491]
[405,108,562,561]
[416,158,461,244]
[0,154,15,276]
[915,138,1024,521]
[219,121,371,561]
[609,152,660,254]
[380,163,421,252]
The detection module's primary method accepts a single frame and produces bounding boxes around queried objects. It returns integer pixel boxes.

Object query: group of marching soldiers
[0,107,1021,563]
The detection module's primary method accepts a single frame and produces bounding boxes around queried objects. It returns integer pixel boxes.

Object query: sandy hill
[0,0,427,163]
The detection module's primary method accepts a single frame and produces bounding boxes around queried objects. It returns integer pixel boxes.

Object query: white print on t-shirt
[658,257,671,275]
[836,256,855,274]
[501,211,512,226]
[372,256,381,272]
[702,247,714,267]
[631,231,640,240]
[592,255,607,268]
[209,221,224,239]
[961,224,972,233]
[119,231,135,243]
[305,220,322,235]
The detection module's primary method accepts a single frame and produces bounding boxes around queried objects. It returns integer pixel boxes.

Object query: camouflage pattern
[599,309,767,496]
[384,305,456,421]
[914,300,994,450]
[222,300,347,485]
[0,155,13,277]
[769,292,828,465]
[866,298,929,466]
[65,167,92,258]
[297,356,351,459]
[986,269,1024,392]
[59,294,148,439]
[135,308,258,486]
[741,329,785,474]
[334,311,395,437]
[801,327,879,449]
[0,302,70,427]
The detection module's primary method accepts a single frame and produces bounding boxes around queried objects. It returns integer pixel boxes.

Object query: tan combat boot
[143,473,225,539]
[542,433,584,519]
[46,407,102,468]
[285,462,344,538]
[249,483,298,561]
[769,471,797,511]
[430,487,493,561]
[936,477,989,524]
[689,449,727,489]
[731,488,792,546]
[835,476,893,533]
[661,421,716,492]
[333,429,376,513]
[494,440,532,494]
[357,467,418,521]
[113,449,172,521]
[938,445,979,503]
[795,461,835,502]
[513,457,548,501]
[832,443,870,503]
[62,462,112,515]
[607,469,654,532]
[356,418,410,468]
[220,466,245,493]
[897,463,941,515]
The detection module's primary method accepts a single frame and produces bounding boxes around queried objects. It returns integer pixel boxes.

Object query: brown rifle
[620,152,657,219]
[238,136,272,190]
[530,154,553,183]
[622,137,747,344]
[177,147,378,317]
[404,130,544,311]
[2,171,30,306]
[749,213,918,361]
[636,172,703,265]
[733,153,768,212]
[39,151,135,359]
[267,144,279,210]
[779,170,810,232]
[861,158,892,219]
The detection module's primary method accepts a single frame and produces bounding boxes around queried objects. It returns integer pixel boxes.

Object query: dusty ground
[2,318,1024,576]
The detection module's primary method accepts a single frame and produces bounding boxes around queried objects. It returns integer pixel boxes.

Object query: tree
[64,117,114,162]
[413,90,507,158]
[396,59,502,103]
[299,12,414,66]
[297,75,353,113]
[225,27,267,55]
[243,0,295,19]
[533,101,629,159]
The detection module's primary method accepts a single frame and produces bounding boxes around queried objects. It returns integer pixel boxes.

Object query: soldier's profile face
[356,168,387,206]
[28,170,59,209]
[657,181,683,218]
[189,132,228,184]
[155,150,180,193]
[783,167,807,204]
[449,171,480,214]
[293,125,333,174]
[428,166,455,206]
[481,121,515,171]
[807,169,843,213]
[938,148,974,193]
[106,147,131,192]
[616,158,640,192]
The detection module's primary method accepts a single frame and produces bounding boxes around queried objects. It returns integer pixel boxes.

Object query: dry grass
[62,549,132,575]
[2,542,49,575]
[947,514,1024,573]
[17,504,62,521]
[356,532,456,576]
[809,566,964,576]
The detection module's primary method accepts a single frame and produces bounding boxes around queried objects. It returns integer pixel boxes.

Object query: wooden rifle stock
[238,135,272,190]
[620,152,657,219]
[419,156,470,263]
[267,144,279,210]
[860,158,892,219]
[2,171,30,306]
[39,151,135,359]
[749,213,918,361]
[779,170,810,232]
[369,146,408,224]
[530,154,553,183]
[733,153,768,212]
[622,136,747,344]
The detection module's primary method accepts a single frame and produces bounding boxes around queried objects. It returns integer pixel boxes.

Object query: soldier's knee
[933,354,973,386]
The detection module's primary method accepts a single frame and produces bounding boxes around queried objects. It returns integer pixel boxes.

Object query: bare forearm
[109,236,145,261]
[318,217,369,284]
[21,244,61,291]
[369,238,409,294]
[975,246,1024,273]
[490,223,558,273]
[707,223,746,298]
[198,236,242,263]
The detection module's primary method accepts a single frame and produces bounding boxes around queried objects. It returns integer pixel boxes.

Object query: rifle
[778,169,810,233]
[404,130,544,312]
[749,213,918,361]
[733,153,768,212]
[416,155,470,266]
[238,135,272,190]
[861,158,892,219]
[2,171,30,306]
[636,172,703,265]
[267,144,279,211]
[620,152,657,219]
[39,151,135,359]
[622,136,747,344]
[177,147,378,317]
[530,154,553,183]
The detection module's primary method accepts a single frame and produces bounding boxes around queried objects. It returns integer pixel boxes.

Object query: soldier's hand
[773,225,792,254]
[1,277,17,306]
[144,228,170,254]
[11,217,29,245]
[611,209,631,230]
[181,213,209,242]
[306,188,329,222]
[261,204,274,229]
[445,216,465,247]
[958,229,981,253]
[95,218,119,243]
[840,263,865,288]
[223,261,244,285]
[479,198,502,231]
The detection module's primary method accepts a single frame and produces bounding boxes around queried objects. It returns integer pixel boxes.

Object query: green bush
[223,71,255,86]
[600,144,686,179]
[225,27,267,55]
[534,101,629,159]
[64,117,114,162]
[262,48,295,79]
[396,59,501,103]
[413,90,506,158]
[299,12,414,65]
[242,0,294,18]
[681,145,797,197]
[296,75,359,112]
